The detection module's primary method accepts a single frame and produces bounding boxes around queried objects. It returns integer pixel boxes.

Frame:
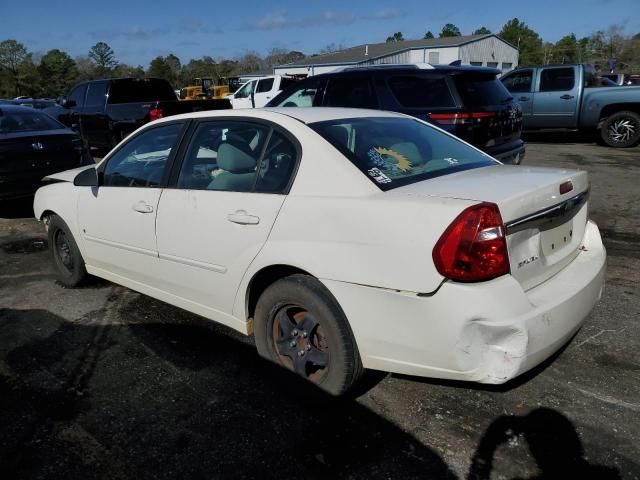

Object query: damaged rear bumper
[320,220,606,384]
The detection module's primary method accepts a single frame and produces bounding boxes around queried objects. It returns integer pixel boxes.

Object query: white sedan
[34,108,606,395]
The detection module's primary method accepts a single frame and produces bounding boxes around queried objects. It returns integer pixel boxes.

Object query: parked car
[267,65,525,165]
[0,105,92,200]
[44,77,231,153]
[500,64,640,147]
[228,75,299,109]
[34,107,605,395]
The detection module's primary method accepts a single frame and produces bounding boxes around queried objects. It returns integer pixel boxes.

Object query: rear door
[155,119,298,322]
[77,121,186,283]
[530,66,580,128]
[230,80,257,109]
[501,69,534,120]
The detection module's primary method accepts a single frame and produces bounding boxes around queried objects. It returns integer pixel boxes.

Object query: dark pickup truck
[45,78,231,153]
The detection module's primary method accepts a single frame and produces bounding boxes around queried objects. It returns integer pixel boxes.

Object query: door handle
[560,94,575,100]
[227,210,260,225]
[132,201,154,213]
[518,96,530,101]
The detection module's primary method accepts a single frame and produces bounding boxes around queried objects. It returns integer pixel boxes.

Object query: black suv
[267,65,524,164]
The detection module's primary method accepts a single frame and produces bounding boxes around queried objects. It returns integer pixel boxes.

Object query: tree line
[1,17,639,98]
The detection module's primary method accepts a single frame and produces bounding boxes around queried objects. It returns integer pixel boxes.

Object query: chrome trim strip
[84,235,158,257]
[505,190,589,235]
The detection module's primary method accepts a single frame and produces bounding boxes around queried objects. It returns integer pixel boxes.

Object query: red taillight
[149,107,164,121]
[429,112,496,125]
[432,202,510,282]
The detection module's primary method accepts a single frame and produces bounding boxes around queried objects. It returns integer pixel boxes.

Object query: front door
[155,120,298,327]
[531,66,580,129]
[230,80,257,109]
[77,122,186,284]
[253,77,276,107]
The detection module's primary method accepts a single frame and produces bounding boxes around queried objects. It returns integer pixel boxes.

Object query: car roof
[0,104,48,113]
[155,107,404,125]
[311,64,501,77]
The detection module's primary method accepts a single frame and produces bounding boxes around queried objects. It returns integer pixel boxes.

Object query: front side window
[85,81,108,107]
[103,123,183,187]
[502,70,533,93]
[270,77,325,107]
[310,117,496,191]
[387,75,455,108]
[67,84,87,107]
[234,81,256,99]
[324,77,378,109]
[539,68,575,92]
[177,121,269,192]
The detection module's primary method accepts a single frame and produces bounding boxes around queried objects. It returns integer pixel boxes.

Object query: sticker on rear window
[367,168,392,184]
[368,147,412,173]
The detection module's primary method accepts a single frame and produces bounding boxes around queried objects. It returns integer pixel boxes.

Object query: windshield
[310,117,497,191]
[0,109,65,134]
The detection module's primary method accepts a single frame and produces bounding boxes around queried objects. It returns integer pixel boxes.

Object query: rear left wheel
[600,111,640,148]
[254,274,363,395]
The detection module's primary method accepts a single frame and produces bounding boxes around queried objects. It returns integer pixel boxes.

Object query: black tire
[254,274,363,396]
[600,111,640,148]
[48,214,88,287]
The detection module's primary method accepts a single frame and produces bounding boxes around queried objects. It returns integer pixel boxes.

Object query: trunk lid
[394,165,590,290]
[0,130,84,175]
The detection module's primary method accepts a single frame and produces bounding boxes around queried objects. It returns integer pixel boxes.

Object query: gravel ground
[1,136,638,479]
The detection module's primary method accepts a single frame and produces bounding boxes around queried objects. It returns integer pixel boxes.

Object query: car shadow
[0,304,623,480]
[0,306,456,480]
[522,131,598,145]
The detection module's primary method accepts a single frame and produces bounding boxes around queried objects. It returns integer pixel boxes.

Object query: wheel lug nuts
[292,329,298,337]
[306,344,311,351]
[290,341,296,347]
[302,331,307,337]
[298,350,305,357]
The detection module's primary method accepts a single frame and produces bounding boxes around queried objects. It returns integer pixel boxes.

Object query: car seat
[207,142,257,191]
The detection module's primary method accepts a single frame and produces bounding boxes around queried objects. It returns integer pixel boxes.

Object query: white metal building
[274,34,519,77]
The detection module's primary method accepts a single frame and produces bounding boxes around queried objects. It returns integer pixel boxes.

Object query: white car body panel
[33,107,606,385]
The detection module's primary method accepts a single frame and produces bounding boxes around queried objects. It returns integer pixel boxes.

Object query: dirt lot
[1,137,639,479]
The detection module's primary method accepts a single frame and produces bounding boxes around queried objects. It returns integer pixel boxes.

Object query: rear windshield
[108,79,177,104]
[388,75,456,108]
[310,117,496,191]
[453,74,513,107]
[0,109,64,134]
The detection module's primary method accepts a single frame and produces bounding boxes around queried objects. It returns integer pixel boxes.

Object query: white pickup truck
[228,75,298,109]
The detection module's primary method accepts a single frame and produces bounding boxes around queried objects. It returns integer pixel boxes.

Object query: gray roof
[277,34,514,68]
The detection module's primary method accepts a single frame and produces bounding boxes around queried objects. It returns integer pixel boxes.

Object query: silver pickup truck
[501,64,640,148]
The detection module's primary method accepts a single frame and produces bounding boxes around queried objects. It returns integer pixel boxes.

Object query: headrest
[217,142,256,173]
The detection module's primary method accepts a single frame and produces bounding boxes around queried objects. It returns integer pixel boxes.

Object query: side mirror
[62,98,77,108]
[73,167,99,187]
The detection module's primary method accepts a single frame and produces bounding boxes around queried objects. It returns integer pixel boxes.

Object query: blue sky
[4,0,639,66]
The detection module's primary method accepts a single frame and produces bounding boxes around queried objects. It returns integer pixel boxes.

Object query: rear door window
[501,70,533,93]
[453,74,513,107]
[324,77,378,109]
[539,68,575,92]
[387,75,455,108]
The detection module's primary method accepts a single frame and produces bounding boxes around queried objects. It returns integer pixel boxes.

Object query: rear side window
[108,79,177,104]
[256,78,275,93]
[324,77,378,109]
[388,75,455,108]
[453,74,513,107]
[271,77,324,107]
[501,70,533,93]
[539,68,575,92]
[310,117,496,191]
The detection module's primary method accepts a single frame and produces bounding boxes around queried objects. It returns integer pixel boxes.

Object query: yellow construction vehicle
[179,78,229,100]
